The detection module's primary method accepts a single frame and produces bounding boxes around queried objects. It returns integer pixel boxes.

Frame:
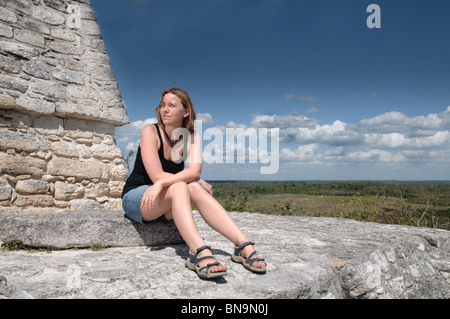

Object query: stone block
[90,143,122,160]
[0,55,20,75]
[0,153,46,176]
[13,28,45,48]
[0,73,28,93]
[50,140,79,158]
[52,67,84,85]
[0,94,15,109]
[55,101,101,121]
[15,96,56,114]
[15,179,49,194]
[0,110,32,128]
[0,210,183,249]
[109,164,128,181]
[29,78,67,100]
[53,181,84,200]
[22,60,52,80]
[13,194,53,207]
[0,0,32,15]
[0,40,39,59]
[0,6,18,24]
[33,116,64,136]
[0,21,13,38]
[32,5,65,25]
[0,129,48,153]
[0,178,12,201]
[47,157,102,180]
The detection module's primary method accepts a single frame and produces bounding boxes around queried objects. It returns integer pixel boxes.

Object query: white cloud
[305,107,319,114]
[197,113,215,124]
[284,93,315,103]
[251,114,318,128]
[280,144,318,161]
[364,131,450,149]
[115,107,450,179]
[116,117,156,144]
[356,107,450,134]
[280,120,363,146]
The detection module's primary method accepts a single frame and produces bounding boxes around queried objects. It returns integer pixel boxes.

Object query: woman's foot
[196,248,227,273]
[185,245,227,279]
[232,241,266,273]
[240,245,266,269]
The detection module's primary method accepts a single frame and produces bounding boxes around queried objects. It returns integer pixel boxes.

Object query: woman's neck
[162,124,182,146]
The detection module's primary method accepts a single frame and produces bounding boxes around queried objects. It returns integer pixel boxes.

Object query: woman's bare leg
[187,181,266,269]
[141,182,226,273]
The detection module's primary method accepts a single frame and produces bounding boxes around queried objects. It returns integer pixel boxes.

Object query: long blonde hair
[155,88,196,130]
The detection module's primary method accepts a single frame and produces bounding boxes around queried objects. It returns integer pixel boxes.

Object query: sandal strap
[195,245,211,255]
[198,261,221,274]
[234,242,265,267]
[188,245,211,264]
[246,251,265,266]
[234,241,255,255]
[194,255,217,267]
[189,245,224,274]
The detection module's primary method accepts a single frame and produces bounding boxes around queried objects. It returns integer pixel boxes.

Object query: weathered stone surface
[33,116,64,136]
[0,0,129,125]
[15,179,49,194]
[1,0,130,212]
[47,157,102,180]
[0,178,12,201]
[13,194,53,207]
[0,153,46,176]
[0,211,448,299]
[54,181,83,200]
[0,210,183,249]
[50,140,78,158]
[0,129,48,152]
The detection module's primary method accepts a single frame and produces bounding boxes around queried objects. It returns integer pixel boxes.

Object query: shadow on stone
[127,216,185,247]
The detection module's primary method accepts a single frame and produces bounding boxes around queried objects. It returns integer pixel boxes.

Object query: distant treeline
[208,180,450,230]
[209,180,450,206]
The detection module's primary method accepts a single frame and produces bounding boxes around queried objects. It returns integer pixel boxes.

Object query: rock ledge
[0,210,449,299]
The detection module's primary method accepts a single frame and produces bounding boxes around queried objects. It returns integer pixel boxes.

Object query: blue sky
[91,0,450,180]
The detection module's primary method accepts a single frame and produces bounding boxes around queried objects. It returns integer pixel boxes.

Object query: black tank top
[122,124,185,197]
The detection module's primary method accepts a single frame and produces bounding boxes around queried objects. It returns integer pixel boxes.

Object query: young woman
[122,88,266,279]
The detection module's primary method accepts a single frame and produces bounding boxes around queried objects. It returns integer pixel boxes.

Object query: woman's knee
[167,181,190,198]
[187,181,203,194]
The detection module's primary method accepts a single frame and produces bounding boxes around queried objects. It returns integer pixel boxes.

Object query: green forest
[208,181,450,230]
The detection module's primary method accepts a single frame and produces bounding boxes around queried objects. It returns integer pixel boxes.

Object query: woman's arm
[140,124,202,188]
[139,125,203,212]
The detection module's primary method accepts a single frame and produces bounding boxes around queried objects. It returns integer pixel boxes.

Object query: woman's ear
[184,109,190,118]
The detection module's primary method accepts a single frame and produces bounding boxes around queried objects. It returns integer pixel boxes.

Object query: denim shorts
[122,185,168,225]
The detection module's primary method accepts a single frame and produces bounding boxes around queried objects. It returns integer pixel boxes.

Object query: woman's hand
[140,180,164,213]
[197,179,213,196]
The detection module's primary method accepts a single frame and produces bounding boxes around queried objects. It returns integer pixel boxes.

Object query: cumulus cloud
[197,113,215,124]
[364,131,450,149]
[280,144,318,161]
[115,106,450,178]
[280,120,363,146]
[356,107,450,134]
[251,114,318,128]
[257,107,450,151]
[116,117,156,144]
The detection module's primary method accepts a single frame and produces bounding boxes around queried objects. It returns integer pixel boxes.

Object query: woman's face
[159,93,189,126]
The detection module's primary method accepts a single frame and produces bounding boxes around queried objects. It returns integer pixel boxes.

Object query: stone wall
[0,0,130,214]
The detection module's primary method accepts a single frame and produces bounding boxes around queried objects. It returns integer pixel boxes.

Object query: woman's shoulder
[141,123,158,136]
